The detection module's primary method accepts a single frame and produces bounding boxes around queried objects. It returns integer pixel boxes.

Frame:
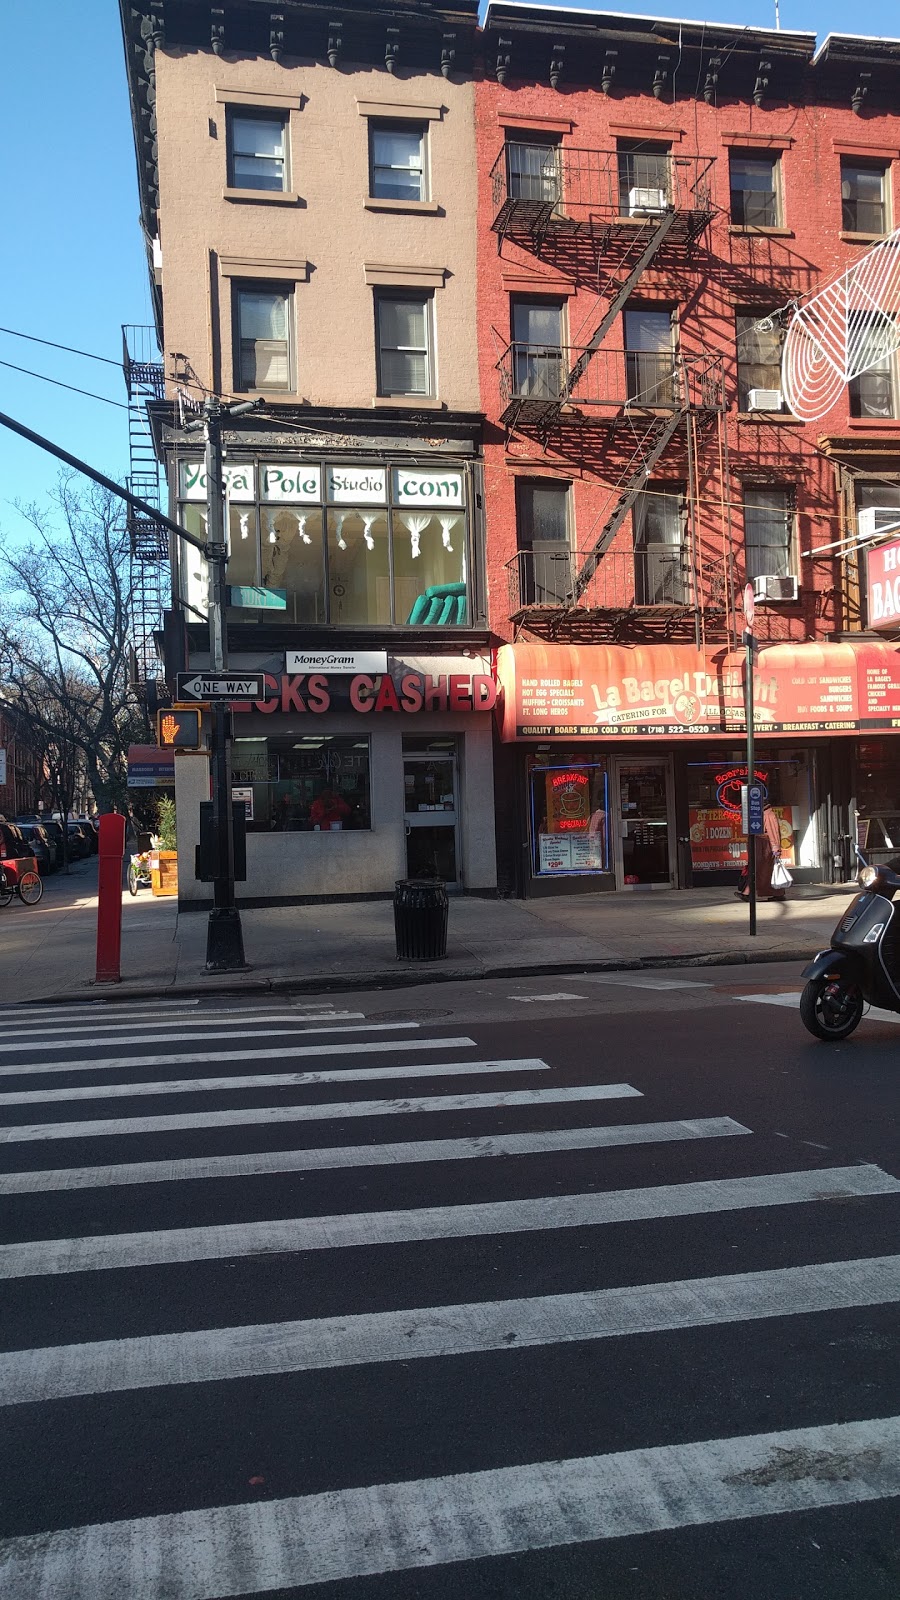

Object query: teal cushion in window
[407,593,431,625]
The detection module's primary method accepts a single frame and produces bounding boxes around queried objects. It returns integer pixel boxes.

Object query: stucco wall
[155,50,479,411]
[174,713,497,903]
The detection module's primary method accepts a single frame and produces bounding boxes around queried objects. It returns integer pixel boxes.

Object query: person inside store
[736,803,786,903]
[310,787,351,831]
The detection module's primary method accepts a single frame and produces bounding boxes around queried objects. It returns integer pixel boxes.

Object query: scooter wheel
[800,976,864,1041]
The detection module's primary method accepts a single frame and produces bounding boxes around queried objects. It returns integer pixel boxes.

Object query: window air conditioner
[857,505,900,542]
[747,388,783,411]
[752,574,799,602]
[628,186,668,216]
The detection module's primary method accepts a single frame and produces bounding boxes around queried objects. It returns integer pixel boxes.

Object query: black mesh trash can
[393,878,449,961]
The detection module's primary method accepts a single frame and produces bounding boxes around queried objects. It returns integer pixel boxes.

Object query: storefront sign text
[231,672,497,716]
[262,465,322,503]
[866,537,900,633]
[285,650,388,675]
[497,642,900,740]
[393,469,464,507]
[179,462,255,501]
[327,466,387,504]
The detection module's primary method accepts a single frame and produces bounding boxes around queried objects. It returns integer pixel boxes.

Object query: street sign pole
[202,398,245,972]
[743,582,757,937]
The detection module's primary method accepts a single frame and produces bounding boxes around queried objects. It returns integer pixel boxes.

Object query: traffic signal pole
[199,398,245,971]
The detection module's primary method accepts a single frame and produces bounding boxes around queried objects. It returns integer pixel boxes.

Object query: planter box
[150,850,178,897]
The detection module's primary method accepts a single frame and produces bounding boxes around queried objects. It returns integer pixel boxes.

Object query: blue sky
[0,0,897,534]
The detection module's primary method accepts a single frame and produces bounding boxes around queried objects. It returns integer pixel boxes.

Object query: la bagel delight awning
[494,640,900,741]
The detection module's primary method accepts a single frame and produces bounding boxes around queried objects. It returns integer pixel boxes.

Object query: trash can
[393,878,449,961]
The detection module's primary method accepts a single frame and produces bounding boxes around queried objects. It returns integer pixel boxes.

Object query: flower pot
[150,850,178,897]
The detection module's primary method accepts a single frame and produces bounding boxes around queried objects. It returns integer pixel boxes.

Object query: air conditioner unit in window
[628,186,668,216]
[857,505,900,542]
[752,574,799,602]
[747,388,783,411]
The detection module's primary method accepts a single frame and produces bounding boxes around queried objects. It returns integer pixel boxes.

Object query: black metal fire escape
[122,325,169,694]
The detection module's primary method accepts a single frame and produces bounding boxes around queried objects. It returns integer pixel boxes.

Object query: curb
[3,944,818,1008]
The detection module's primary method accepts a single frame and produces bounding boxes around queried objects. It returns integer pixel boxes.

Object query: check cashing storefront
[174,650,498,905]
[494,640,900,896]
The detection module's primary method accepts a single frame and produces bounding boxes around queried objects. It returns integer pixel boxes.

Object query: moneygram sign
[866,537,900,632]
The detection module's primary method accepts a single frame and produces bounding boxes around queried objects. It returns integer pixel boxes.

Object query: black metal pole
[202,399,245,971]
[744,627,757,937]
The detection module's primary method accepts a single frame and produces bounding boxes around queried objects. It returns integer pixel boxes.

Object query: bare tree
[0,475,149,815]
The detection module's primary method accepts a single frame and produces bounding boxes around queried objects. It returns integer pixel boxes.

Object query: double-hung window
[730,152,781,227]
[375,294,433,396]
[743,488,793,579]
[617,141,671,215]
[623,307,676,405]
[229,114,287,192]
[515,480,572,606]
[841,160,889,234]
[511,299,565,401]
[370,125,426,202]
[849,315,898,418]
[735,312,785,410]
[633,488,686,604]
[506,140,561,205]
[235,286,292,390]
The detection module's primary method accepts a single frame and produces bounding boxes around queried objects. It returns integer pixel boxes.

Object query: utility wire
[0,359,129,410]
[0,325,122,369]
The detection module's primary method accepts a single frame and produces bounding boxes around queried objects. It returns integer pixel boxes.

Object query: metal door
[611,757,676,889]
[403,745,459,885]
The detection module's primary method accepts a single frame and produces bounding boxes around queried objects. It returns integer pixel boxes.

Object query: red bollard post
[96,812,126,984]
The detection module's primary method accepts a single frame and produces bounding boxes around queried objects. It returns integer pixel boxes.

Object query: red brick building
[477,5,900,895]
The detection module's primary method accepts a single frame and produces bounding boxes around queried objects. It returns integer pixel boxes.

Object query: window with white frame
[743,487,794,579]
[228,113,288,191]
[506,139,561,205]
[848,315,898,418]
[369,124,426,201]
[375,294,433,396]
[235,286,292,390]
[633,486,686,603]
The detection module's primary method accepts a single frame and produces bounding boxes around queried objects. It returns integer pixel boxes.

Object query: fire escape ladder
[573,408,685,596]
[563,209,678,398]
[122,325,169,691]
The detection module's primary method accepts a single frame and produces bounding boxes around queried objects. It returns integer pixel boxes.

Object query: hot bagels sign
[866,537,900,632]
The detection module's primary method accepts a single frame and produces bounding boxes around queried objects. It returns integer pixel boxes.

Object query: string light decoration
[782,228,900,420]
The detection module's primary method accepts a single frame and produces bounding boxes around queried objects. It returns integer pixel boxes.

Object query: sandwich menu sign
[496,642,900,740]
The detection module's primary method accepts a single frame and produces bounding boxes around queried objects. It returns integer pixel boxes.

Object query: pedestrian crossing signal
[157,708,202,748]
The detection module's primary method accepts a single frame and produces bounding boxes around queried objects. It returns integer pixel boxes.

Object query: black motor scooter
[800,860,900,1040]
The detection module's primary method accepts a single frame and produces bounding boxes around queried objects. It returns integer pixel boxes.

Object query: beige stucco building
[121,0,496,905]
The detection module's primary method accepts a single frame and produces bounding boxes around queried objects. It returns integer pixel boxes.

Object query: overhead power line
[0,325,121,369]
[0,358,128,410]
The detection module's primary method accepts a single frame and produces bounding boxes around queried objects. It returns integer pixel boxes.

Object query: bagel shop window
[231,736,371,833]
[528,751,611,876]
[175,459,470,626]
[686,749,819,874]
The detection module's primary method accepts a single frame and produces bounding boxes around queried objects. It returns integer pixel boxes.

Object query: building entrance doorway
[611,757,675,889]
[403,737,459,885]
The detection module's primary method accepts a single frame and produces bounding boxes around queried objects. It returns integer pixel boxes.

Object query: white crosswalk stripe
[0,1116,750,1195]
[0,1080,641,1143]
[0,1033,476,1078]
[4,1254,897,1406]
[0,1056,553,1106]
[0,1165,892,1279]
[1,1006,898,1594]
[2,1417,899,1597]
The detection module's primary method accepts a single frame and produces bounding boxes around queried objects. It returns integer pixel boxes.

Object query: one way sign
[176,672,266,701]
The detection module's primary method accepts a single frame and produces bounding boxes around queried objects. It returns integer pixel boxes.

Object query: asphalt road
[0,965,898,1598]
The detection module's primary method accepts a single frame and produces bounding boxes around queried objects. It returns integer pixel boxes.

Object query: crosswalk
[0,996,897,1596]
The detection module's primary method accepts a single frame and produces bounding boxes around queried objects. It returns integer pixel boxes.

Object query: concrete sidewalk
[0,857,852,1005]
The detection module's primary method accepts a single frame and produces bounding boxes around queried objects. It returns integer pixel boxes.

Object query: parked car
[17,823,55,875]
[66,822,92,860]
[34,819,66,868]
[0,821,36,865]
[74,816,100,854]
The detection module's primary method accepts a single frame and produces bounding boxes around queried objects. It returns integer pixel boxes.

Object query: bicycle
[0,862,44,907]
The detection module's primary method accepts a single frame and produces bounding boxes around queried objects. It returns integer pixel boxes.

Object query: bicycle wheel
[16,870,43,905]
[0,876,12,908]
[128,863,139,896]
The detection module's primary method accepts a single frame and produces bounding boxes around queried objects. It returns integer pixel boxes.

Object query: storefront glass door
[612,758,675,889]
[403,738,459,884]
